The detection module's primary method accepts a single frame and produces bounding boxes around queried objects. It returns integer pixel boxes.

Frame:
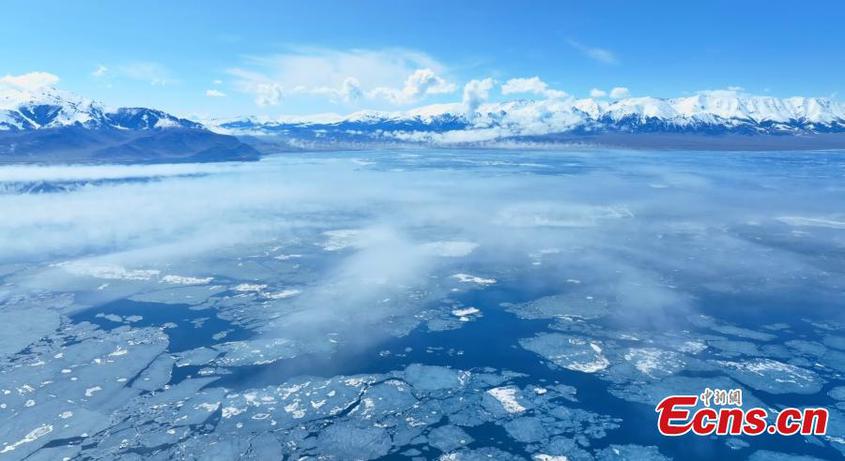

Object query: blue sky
[2,0,844,117]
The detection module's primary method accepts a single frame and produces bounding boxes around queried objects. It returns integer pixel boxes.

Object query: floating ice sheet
[520,333,610,373]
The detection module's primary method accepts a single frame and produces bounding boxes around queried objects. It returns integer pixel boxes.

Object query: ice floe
[487,386,527,414]
[716,358,824,394]
[520,333,610,373]
[161,274,213,285]
[451,273,496,285]
[451,307,481,322]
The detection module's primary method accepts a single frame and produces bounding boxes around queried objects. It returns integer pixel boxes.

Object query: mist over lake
[1,148,844,460]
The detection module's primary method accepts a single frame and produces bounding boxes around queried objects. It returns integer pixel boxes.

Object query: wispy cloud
[118,61,176,86]
[205,89,226,97]
[91,65,109,78]
[567,40,618,65]
[228,47,455,107]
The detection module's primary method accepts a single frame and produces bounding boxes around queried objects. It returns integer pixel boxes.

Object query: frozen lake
[0,149,844,460]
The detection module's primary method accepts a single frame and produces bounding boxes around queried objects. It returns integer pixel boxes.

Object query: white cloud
[369,68,455,104]
[501,77,546,95]
[212,79,223,85]
[567,40,618,65]
[589,88,607,98]
[91,65,109,78]
[610,87,630,99]
[501,77,567,99]
[462,78,495,114]
[338,77,364,102]
[306,77,364,103]
[0,72,60,90]
[118,62,175,86]
[205,89,226,97]
[227,68,281,106]
[229,47,451,107]
[255,83,284,106]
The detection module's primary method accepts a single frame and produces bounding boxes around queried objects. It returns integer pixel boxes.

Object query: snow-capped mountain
[0,86,201,131]
[207,91,845,146]
[4,85,845,162]
[0,86,259,163]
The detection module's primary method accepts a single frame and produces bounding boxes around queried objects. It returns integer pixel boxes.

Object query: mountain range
[207,91,845,149]
[0,87,259,163]
[3,86,845,164]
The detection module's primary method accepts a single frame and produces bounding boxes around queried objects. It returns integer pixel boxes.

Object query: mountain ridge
[0,86,259,163]
[4,86,845,156]
[206,91,845,146]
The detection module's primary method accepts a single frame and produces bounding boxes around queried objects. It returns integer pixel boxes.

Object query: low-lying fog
[1,149,844,460]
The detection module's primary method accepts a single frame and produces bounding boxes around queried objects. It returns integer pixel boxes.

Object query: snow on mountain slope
[0,86,260,164]
[208,91,845,143]
[107,107,203,130]
[5,84,843,143]
[0,86,200,131]
[0,86,107,130]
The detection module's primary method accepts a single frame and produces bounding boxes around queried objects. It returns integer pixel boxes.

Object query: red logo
[655,389,828,436]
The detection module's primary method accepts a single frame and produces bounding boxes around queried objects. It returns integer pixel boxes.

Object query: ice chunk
[503,416,548,442]
[622,348,685,378]
[403,364,463,392]
[747,450,827,461]
[128,283,227,305]
[829,386,845,401]
[823,335,845,351]
[0,424,53,455]
[594,444,670,460]
[534,455,570,461]
[520,333,610,373]
[608,376,767,408]
[439,447,524,460]
[131,353,173,392]
[174,347,220,367]
[709,339,761,357]
[716,358,824,394]
[451,307,481,322]
[691,315,776,341]
[233,283,267,293]
[451,273,496,285]
[486,387,526,414]
[427,425,473,452]
[314,422,391,459]
[160,275,213,285]
[0,308,60,357]
[214,338,300,366]
[507,293,609,321]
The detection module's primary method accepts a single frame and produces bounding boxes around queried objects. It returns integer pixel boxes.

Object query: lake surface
[0,148,843,460]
